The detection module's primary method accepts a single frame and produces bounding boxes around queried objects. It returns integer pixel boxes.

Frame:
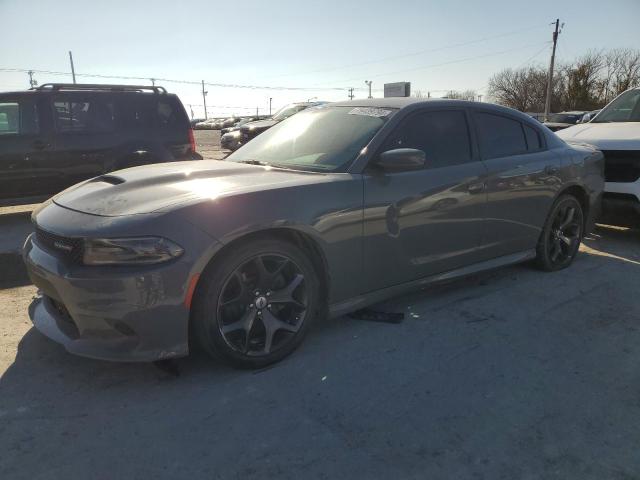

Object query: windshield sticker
[348,107,392,118]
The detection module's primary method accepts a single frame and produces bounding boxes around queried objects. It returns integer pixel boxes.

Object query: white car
[557,88,640,215]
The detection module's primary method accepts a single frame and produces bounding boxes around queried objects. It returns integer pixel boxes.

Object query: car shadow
[0,253,31,289]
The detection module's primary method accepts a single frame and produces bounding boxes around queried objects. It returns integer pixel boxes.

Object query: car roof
[329,97,537,118]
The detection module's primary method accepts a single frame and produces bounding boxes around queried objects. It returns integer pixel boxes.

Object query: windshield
[593,89,640,123]
[227,105,393,172]
[272,104,307,121]
[547,113,582,124]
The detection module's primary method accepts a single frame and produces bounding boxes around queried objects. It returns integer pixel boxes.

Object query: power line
[0,67,359,92]
[313,41,551,86]
[475,42,552,94]
[263,23,549,80]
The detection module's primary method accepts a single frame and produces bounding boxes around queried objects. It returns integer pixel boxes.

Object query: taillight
[188,128,197,153]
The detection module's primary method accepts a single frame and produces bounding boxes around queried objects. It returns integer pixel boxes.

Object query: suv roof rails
[34,83,167,94]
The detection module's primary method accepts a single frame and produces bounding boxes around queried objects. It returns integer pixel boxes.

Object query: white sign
[384,82,411,98]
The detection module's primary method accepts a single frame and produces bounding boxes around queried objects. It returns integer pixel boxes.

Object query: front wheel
[536,195,584,271]
[192,238,322,368]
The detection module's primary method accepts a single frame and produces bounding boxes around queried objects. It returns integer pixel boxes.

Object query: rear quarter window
[523,124,543,151]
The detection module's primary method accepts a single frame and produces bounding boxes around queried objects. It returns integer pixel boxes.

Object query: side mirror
[581,113,591,123]
[374,148,426,172]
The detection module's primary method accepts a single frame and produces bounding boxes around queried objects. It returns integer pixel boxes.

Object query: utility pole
[201,80,208,120]
[256,106,259,117]
[269,97,272,116]
[28,70,37,88]
[68,51,76,84]
[348,88,354,100]
[544,19,561,122]
[365,80,372,99]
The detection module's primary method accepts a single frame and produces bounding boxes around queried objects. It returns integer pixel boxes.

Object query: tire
[536,194,584,271]
[192,237,322,369]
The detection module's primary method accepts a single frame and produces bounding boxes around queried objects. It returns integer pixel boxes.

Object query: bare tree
[606,48,640,101]
[447,89,478,101]
[562,51,604,110]
[488,67,554,112]
[488,48,640,112]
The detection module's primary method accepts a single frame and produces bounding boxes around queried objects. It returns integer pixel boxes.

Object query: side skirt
[328,249,537,318]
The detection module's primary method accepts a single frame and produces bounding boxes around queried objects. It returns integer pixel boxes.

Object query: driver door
[361,108,488,292]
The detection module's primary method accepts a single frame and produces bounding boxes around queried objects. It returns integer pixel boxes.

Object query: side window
[120,96,154,130]
[523,124,543,151]
[475,112,527,159]
[0,99,39,136]
[53,96,115,133]
[380,110,472,168]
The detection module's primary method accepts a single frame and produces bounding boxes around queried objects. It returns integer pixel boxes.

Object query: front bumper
[603,179,640,216]
[24,234,192,362]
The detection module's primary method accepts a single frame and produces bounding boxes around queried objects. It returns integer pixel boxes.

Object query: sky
[1,0,639,118]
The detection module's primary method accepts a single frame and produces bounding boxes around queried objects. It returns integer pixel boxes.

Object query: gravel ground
[1,223,639,479]
[194,129,229,160]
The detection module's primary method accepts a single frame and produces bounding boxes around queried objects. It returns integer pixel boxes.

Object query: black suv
[0,83,201,205]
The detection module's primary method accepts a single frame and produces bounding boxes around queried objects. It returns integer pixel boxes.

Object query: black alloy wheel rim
[217,254,308,356]
[547,202,582,266]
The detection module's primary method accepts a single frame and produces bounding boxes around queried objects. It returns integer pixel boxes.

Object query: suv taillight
[188,128,197,153]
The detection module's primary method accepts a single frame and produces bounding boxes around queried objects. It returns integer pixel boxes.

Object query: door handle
[544,165,559,175]
[468,182,485,194]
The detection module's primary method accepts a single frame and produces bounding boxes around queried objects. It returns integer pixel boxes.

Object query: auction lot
[1,132,639,479]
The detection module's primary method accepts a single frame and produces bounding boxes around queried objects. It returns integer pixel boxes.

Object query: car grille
[602,150,640,183]
[35,227,84,264]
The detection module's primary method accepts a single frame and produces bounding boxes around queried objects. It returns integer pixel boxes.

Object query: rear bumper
[23,234,191,362]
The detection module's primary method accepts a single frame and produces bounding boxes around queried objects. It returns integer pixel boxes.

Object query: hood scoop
[93,175,126,185]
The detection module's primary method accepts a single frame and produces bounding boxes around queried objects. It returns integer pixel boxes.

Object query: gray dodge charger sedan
[23,99,604,368]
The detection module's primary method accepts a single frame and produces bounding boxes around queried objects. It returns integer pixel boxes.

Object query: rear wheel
[192,238,321,368]
[536,195,584,271]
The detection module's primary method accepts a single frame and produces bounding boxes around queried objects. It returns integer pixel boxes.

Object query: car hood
[241,119,277,132]
[52,161,336,217]
[556,122,640,149]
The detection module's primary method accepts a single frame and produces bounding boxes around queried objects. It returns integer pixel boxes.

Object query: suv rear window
[53,97,115,133]
[0,100,39,135]
[157,98,188,131]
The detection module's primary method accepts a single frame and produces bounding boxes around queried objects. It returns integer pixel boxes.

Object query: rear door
[362,108,488,292]
[0,94,50,200]
[44,92,117,193]
[473,110,564,257]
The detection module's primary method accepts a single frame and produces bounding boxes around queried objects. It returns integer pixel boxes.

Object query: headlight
[230,130,241,137]
[83,237,184,265]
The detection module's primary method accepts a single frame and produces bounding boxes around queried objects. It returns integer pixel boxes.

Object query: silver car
[23,99,604,368]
